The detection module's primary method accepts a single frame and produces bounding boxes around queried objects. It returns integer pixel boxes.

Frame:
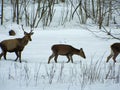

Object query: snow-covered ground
[0,1,120,90]
[0,24,120,90]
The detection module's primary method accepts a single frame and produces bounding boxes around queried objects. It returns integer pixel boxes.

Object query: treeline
[1,0,120,29]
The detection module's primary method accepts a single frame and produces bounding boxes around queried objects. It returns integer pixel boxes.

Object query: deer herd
[0,25,119,63]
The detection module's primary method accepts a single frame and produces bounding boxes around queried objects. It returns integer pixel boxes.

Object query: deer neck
[21,36,29,46]
[72,48,80,55]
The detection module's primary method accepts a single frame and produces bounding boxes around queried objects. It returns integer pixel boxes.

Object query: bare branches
[1,0,120,28]
[102,25,120,40]
[21,24,26,33]
[83,24,120,41]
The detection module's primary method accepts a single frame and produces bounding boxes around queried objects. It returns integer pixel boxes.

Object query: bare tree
[11,0,16,22]
[16,0,19,24]
[91,0,95,18]
[1,0,3,25]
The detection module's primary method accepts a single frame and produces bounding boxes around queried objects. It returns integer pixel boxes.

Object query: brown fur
[106,43,120,63]
[48,44,86,64]
[0,32,33,63]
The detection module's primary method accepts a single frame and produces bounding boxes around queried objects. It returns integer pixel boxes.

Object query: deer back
[52,44,73,55]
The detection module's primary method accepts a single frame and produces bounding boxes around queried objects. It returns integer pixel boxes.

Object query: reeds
[0,55,120,89]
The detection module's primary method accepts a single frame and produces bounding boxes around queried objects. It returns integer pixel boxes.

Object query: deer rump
[106,43,120,63]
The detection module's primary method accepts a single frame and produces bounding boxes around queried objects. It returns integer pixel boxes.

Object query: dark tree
[1,0,3,25]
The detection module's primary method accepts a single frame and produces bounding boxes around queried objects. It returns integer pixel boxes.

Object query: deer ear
[30,32,34,35]
[24,31,27,35]
[80,48,83,51]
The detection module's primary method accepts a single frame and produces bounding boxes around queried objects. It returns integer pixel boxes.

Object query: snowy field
[0,1,120,90]
[0,24,120,90]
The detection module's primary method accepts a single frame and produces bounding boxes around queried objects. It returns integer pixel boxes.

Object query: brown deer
[0,25,34,63]
[48,44,86,64]
[106,43,120,63]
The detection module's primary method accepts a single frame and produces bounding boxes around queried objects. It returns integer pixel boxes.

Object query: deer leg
[0,52,4,60]
[66,55,70,63]
[3,52,7,60]
[54,54,58,63]
[106,49,114,63]
[106,54,113,63]
[15,51,19,61]
[19,51,22,63]
[48,53,55,64]
[113,52,119,63]
[66,55,73,63]
[70,55,73,63]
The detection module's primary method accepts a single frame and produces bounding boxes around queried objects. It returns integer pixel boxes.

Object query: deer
[48,44,86,64]
[0,25,34,63]
[106,43,120,63]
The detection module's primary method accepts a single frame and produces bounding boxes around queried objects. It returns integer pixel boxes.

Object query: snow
[0,24,120,90]
[0,2,120,90]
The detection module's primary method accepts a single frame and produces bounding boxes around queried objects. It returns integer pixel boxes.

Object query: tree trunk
[98,0,102,29]
[16,0,19,24]
[1,0,3,25]
[106,0,112,26]
[92,0,95,18]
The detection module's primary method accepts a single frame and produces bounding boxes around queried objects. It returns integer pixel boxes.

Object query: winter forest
[0,0,120,90]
